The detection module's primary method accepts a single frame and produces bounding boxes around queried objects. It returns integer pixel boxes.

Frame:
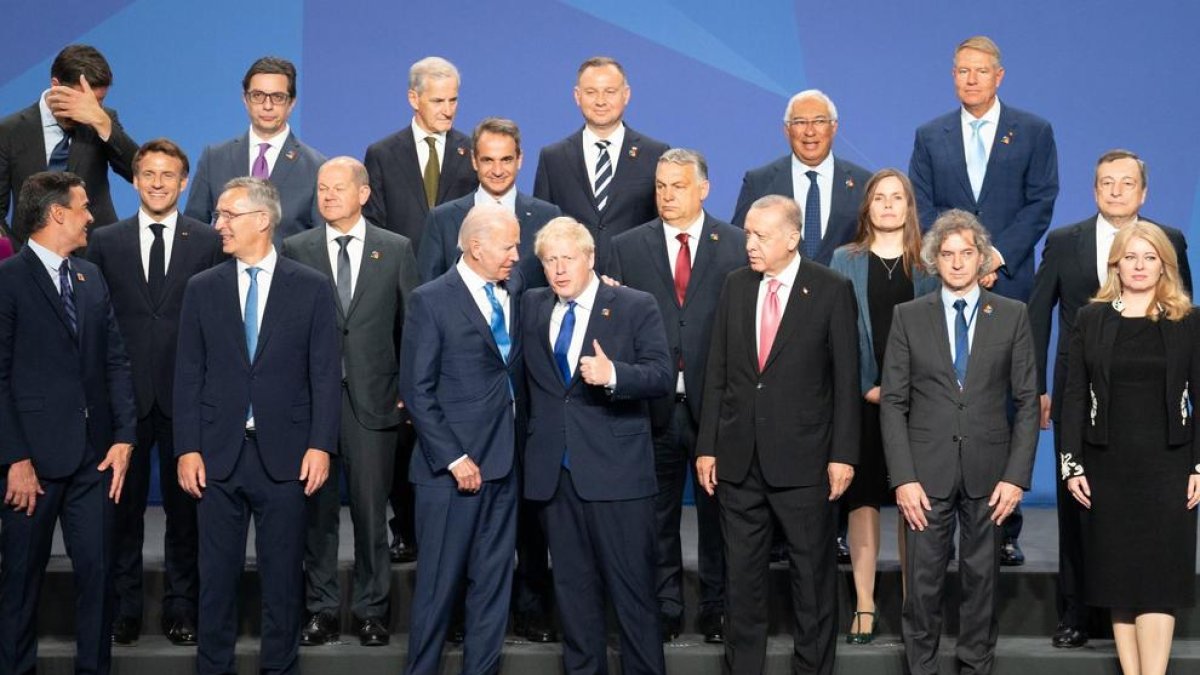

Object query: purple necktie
[251,142,271,179]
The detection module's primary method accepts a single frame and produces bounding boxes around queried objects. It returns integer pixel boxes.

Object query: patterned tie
[758,279,782,371]
[953,298,970,389]
[483,282,511,364]
[423,136,440,209]
[48,128,72,171]
[335,235,353,312]
[593,140,613,211]
[58,259,77,337]
[148,223,166,303]
[251,142,271,179]
[553,301,577,384]
[674,232,691,306]
[245,267,261,421]
[803,170,821,260]
[967,119,988,200]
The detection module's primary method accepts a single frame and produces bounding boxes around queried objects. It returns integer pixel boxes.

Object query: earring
[1111,294,1125,312]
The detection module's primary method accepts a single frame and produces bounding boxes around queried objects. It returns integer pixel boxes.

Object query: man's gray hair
[223,176,280,230]
[782,89,839,122]
[658,148,708,182]
[748,194,801,233]
[458,203,517,252]
[920,208,995,276]
[409,56,460,93]
[320,156,369,186]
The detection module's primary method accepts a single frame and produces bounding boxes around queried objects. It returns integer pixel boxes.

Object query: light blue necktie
[967,119,988,200]
[245,267,260,421]
[483,282,511,363]
[953,298,969,389]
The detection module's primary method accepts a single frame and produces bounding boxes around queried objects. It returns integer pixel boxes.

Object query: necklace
[876,254,901,280]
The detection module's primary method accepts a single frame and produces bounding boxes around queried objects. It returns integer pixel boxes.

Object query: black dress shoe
[836,536,851,564]
[358,617,390,647]
[446,622,465,644]
[660,615,681,643]
[164,618,198,646]
[698,610,725,644]
[1000,539,1025,566]
[300,611,340,646]
[515,612,559,643]
[390,539,417,564]
[1051,624,1088,648]
[111,616,141,645]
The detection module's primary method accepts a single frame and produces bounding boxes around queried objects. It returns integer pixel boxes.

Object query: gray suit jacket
[280,221,419,429]
[880,288,1038,499]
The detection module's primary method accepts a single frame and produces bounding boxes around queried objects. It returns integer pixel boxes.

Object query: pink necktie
[758,279,782,371]
[251,142,271,179]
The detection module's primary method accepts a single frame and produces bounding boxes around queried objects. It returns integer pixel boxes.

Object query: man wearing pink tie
[696,194,860,675]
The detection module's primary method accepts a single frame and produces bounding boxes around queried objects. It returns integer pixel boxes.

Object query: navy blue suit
[522,280,673,675]
[399,266,523,675]
[0,246,136,675]
[418,191,561,286]
[730,155,871,266]
[908,104,1059,301]
[174,254,340,675]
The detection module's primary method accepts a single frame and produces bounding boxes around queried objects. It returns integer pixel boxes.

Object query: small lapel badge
[601,308,611,318]
[457,146,466,156]
[76,272,86,282]
[802,286,809,295]
[1000,132,1014,145]
[285,149,297,161]
[709,232,719,242]
[370,250,381,260]
[628,146,639,158]
[180,230,190,239]
[983,303,994,315]
[845,177,855,189]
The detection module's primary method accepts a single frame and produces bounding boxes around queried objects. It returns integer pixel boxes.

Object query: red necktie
[758,279,782,371]
[674,232,691,306]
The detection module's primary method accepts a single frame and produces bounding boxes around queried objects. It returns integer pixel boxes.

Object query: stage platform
[33,505,1200,673]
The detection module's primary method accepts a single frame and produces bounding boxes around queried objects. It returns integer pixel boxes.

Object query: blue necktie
[967,119,988,200]
[245,267,261,421]
[953,298,969,389]
[803,170,821,260]
[48,128,71,171]
[553,301,576,385]
[483,282,511,363]
[58,259,77,337]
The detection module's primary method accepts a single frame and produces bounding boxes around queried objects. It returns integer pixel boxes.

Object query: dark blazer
[695,261,861,487]
[400,267,525,486]
[1060,303,1200,478]
[362,127,477,251]
[0,246,136,477]
[173,256,341,482]
[609,213,746,429]
[87,214,224,418]
[1028,215,1191,421]
[521,282,673,501]
[281,222,418,429]
[184,131,326,242]
[0,102,138,236]
[908,104,1059,301]
[417,191,560,286]
[532,126,668,275]
[730,154,871,266]
[880,289,1039,499]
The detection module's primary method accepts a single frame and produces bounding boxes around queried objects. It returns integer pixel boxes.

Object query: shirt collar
[38,90,59,130]
[765,251,802,287]
[325,217,367,244]
[474,186,517,209]
[138,209,179,230]
[25,237,65,273]
[249,125,290,149]
[237,246,278,275]
[941,283,982,311]
[791,151,836,178]
[961,98,1001,126]
[582,123,625,151]
[559,273,600,310]
[411,118,447,144]
[1096,213,1124,237]
[665,210,706,242]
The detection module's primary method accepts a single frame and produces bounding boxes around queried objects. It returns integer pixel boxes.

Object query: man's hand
[4,459,43,516]
[178,452,207,499]
[895,482,931,531]
[299,449,331,496]
[864,386,881,404]
[46,75,113,139]
[1067,475,1091,509]
[1187,475,1200,510]
[979,271,998,288]
[579,340,613,386]
[988,480,1023,524]
[599,274,622,287]
[827,462,854,501]
[97,442,134,503]
[450,457,482,493]
[695,456,717,496]
[1039,394,1051,430]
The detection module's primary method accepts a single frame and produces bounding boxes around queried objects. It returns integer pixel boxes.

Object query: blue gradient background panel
[3,1,1200,504]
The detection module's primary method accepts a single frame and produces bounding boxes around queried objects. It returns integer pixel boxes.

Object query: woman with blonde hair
[1061,221,1200,675]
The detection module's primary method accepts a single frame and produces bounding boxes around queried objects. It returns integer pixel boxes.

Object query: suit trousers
[654,398,724,620]
[305,386,398,620]
[1052,425,1088,629]
[541,468,665,675]
[113,402,199,625]
[513,478,554,618]
[0,446,113,675]
[389,421,418,548]
[719,452,837,675]
[902,474,1002,675]
[405,470,517,675]
[197,435,306,675]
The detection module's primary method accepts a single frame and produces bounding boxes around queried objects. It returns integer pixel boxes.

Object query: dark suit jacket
[1060,303,1200,478]
[521,282,673,501]
[880,289,1039,499]
[173,256,341,482]
[280,222,418,429]
[609,213,746,429]
[696,261,860,487]
[362,127,477,251]
[86,214,224,418]
[908,104,1059,301]
[184,131,326,242]
[532,126,668,275]
[730,154,871,266]
[0,247,136,478]
[417,191,560,286]
[400,267,525,486]
[1028,215,1191,420]
[0,102,138,237]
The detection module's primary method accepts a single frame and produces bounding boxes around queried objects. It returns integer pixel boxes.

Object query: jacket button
[953,435,961,442]
[756,383,763,390]
[343,329,349,336]
[957,403,965,410]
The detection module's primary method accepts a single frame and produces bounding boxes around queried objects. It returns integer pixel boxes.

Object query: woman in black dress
[1061,222,1200,675]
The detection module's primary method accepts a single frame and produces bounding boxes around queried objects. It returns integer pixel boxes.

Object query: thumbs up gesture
[579,339,613,386]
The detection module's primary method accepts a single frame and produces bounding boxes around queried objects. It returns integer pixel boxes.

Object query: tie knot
[566,300,577,311]
[59,259,71,275]
[676,232,689,246]
[256,142,270,155]
[596,140,611,151]
[953,298,967,312]
[150,223,165,238]
[424,136,438,149]
[767,278,782,294]
[484,281,497,298]
[246,266,261,282]
[805,170,818,182]
[970,119,987,132]
[335,234,353,251]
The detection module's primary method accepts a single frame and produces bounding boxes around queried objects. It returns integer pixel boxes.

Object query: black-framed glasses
[245,90,290,106]
[212,210,264,224]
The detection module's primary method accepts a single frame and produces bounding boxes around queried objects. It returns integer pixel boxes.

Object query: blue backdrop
[5,1,1200,504]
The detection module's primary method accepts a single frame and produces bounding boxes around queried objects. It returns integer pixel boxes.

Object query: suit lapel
[566,130,597,218]
[683,216,723,310]
[535,289,560,383]
[251,260,287,363]
[962,291,997,391]
[268,133,301,187]
[575,281,615,387]
[768,157,794,198]
[20,247,77,342]
[819,161,855,262]
[437,132,470,203]
[978,106,1017,204]
[1096,305,1120,389]
[122,222,155,308]
[646,221,677,305]
[941,115,974,204]
[345,228,376,320]
[450,269,503,362]
[741,271,762,371]
[1075,218,1101,288]
[923,292,959,390]
[396,132,429,213]
[762,259,808,372]
[217,262,252,366]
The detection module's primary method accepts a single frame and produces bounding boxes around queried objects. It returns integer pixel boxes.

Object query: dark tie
[593,140,613,211]
[423,136,440,209]
[335,235,353,312]
[58,259,77,337]
[245,267,261,421]
[148,223,165,302]
[251,142,271,179]
[483,282,511,363]
[953,298,969,389]
[48,128,72,171]
[803,170,821,260]
[674,232,691,306]
[553,301,577,385]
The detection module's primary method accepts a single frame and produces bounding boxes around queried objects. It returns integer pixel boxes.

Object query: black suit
[87,214,224,629]
[696,260,860,675]
[533,125,668,275]
[0,102,138,239]
[1028,215,1191,630]
[609,213,745,625]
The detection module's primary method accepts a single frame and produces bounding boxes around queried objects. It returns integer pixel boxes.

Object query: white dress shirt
[665,211,705,393]
[790,152,836,239]
[474,186,517,211]
[960,99,1002,167]
[411,118,447,175]
[38,90,66,166]
[941,284,982,362]
[25,238,68,292]
[549,273,615,387]
[138,209,178,281]
[325,217,367,298]
[582,123,625,189]
[755,253,801,352]
[1095,214,1122,286]
[247,125,290,176]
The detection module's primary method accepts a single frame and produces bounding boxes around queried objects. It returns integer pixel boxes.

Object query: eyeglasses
[245,90,290,106]
[212,210,264,224]
[784,117,833,130]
